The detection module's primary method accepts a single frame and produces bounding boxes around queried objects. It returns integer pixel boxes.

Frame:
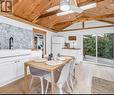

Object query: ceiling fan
[47,0,96,16]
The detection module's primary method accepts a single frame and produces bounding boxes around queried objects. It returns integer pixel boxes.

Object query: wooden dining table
[24,56,73,94]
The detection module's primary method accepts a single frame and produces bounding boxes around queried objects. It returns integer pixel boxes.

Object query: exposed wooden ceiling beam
[52,22,72,31]
[98,20,114,24]
[78,0,104,6]
[32,0,104,23]
[38,10,60,19]
[11,0,114,31]
[32,10,61,23]
[0,12,57,32]
[30,0,60,23]
[54,13,114,27]
[61,25,114,32]
[33,28,46,34]
[13,0,58,22]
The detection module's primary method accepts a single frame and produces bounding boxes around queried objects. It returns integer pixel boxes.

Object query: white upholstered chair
[29,67,50,94]
[43,62,71,94]
[69,57,77,90]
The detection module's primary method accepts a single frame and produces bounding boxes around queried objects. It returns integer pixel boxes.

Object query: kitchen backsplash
[0,23,32,49]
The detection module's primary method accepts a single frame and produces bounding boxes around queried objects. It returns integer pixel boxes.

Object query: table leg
[24,64,29,93]
[51,71,55,94]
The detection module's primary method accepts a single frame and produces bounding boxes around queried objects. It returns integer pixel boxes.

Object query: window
[83,35,96,62]
[1,0,12,12]
[83,33,114,67]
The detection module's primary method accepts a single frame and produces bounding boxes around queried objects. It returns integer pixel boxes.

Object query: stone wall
[0,23,32,49]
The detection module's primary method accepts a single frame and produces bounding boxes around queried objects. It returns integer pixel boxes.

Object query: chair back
[29,67,49,76]
[57,61,71,85]
[70,58,76,74]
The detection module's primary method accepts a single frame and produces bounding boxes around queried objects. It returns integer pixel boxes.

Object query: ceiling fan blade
[80,3,96,10]
[47,5,59,12]
[70,5,83,13]
[56,10,74,16]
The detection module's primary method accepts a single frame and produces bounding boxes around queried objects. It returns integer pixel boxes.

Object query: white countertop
[0,49,30,58]
[0,49,42,63]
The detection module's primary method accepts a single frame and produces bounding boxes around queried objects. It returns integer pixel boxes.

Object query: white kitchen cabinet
[0,50,42,87]
[0,59,30,87]
[16,60,24,77]
[16,59,30,77]
[0,61,16,86]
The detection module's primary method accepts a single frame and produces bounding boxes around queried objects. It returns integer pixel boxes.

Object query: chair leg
[40,77,44,94]
[70,76,73,90]
[29,76,34,90]
[45,81,49,94]
[58,85,63,94]
[73,67,77,84]
[66,80,71,91]
[74,66,76,79]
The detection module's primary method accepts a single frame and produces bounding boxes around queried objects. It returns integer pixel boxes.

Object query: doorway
[32,28,46,57]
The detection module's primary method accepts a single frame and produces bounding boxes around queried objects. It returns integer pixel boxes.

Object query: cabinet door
[16,60,24,77]
[0,62,16,85]
[16,59,30,77]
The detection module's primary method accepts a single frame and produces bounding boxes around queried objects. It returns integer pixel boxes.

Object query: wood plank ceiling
[12,0,114,32]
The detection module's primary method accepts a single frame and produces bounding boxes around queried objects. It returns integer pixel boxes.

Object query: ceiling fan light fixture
[60,2,70,11]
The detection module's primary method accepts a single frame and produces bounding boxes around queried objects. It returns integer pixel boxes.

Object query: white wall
[0,15,55,54]
[55,20,114,61]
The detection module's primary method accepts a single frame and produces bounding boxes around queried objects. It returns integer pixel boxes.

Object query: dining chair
[29,67,50,94]
[69,57,77,90]
[43,62,71,94]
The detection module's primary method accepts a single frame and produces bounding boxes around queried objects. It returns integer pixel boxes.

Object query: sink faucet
[9,37,13,49]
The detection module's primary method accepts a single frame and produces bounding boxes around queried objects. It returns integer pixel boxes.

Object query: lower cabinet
[0,61,16,86]
[16,60,24,77]
[16,59,30,77]
[0,50,42,87]
[0,56,41,87]
[0,59,28,86]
